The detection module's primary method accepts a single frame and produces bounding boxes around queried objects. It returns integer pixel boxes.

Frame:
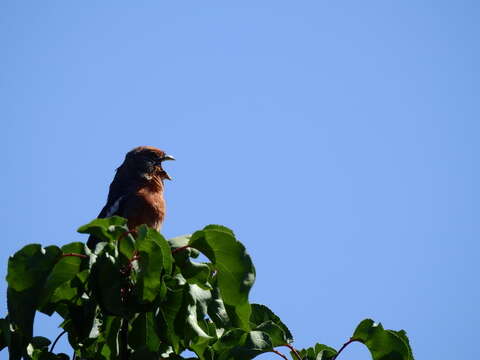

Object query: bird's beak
[162,155,175,161]
[161,155,175,180]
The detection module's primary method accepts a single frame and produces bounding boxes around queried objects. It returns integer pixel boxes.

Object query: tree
[1,217,414,360]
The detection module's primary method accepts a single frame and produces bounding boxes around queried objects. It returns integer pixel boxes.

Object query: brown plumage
[87,146,174,249]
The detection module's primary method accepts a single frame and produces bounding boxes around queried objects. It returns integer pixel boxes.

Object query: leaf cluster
[1,217,414,360]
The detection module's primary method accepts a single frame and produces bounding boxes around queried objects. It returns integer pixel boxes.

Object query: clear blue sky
[1,1,478,359]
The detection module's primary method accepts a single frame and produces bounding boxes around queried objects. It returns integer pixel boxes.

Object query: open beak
[162,155,175,161]
[161,154,175,180]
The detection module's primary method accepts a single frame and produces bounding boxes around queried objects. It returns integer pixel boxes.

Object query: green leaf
[213,328,245,352]
[130,348,158,360]
[49,269,89,306]
[77,216,128,243]
[228,330,273,360]
[212,328,277,360]
[129,312,161,352]
[2,221,416,360]
[156,283,187,353]
[388,329,414,360]
[7,244,62,293]
[352,319,414,360]
[254,322,286,348]
[169,234,192,249]
[185,284,213,341]
[189,226,255,330]
[202,225,235,237]
[97,316,122,359]
[89,252,124,315]
[30,336,51,348]
[250,304,293,345]
[296,343,337,360]
[6,244,61,358]
[39,242,87,314]
[174,249,212,289]
[134,226,173,302]
[26,335,54,360]
[207,283,230,329]
[118,232,136,260]
[59,300,97,343]
[0,318,10,351]
[148,229,173,276]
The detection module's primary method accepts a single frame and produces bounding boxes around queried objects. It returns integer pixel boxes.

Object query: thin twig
[130,254,140,262]
[332,338,361,360]
[61,253,88,259]
[272,349,289,360]
[283,344,302,360]
[171,245,190,254]
[49,330,67,353]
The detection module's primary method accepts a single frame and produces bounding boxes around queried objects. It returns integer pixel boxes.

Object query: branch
[272,349,289,360]
[50,330,67,353]
[172,245,190,254]
[61,253,88,259]
[332,338,361,360]
[130,254,140,262]
[283,344,302,360]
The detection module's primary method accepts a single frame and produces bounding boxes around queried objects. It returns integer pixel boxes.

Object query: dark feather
[87,146,172,250]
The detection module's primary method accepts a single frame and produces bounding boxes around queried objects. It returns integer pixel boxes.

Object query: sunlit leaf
[352,319,414,360]
[189,226,255,330]
[250,304,293,345]
[39,242,87,314]
[134,226,173,302]
[295,343,337,360]
[6,244,61,359]
[77,216,128,243]
[2,219,414,360]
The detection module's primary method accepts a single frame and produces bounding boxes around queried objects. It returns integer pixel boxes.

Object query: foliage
[1,217,414,359]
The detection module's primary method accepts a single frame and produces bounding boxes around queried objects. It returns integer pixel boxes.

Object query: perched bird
[87,146,175,249]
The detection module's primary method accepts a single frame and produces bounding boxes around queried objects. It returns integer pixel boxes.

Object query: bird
[87,146,175,249]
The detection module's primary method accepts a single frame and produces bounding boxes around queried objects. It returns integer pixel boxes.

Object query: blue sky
[1,1,478,359]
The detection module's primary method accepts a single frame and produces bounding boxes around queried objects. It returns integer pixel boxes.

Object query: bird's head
[123,146,175,181]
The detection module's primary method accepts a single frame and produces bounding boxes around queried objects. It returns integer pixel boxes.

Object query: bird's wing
[96,169,129,218]
[87,194,127,249]
[97,195,125,218]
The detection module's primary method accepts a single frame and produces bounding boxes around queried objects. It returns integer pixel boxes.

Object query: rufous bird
[87,146,174,249]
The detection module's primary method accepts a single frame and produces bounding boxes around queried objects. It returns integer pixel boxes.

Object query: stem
[49,330,67,353]
[172,245,190,254]
[130,251,140,263]
[332,338,361,360]
[61,253,88,259]
[272,349,289,360]
[284,344,302,360]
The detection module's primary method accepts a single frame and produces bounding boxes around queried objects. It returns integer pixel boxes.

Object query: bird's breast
[128,186,166,231]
